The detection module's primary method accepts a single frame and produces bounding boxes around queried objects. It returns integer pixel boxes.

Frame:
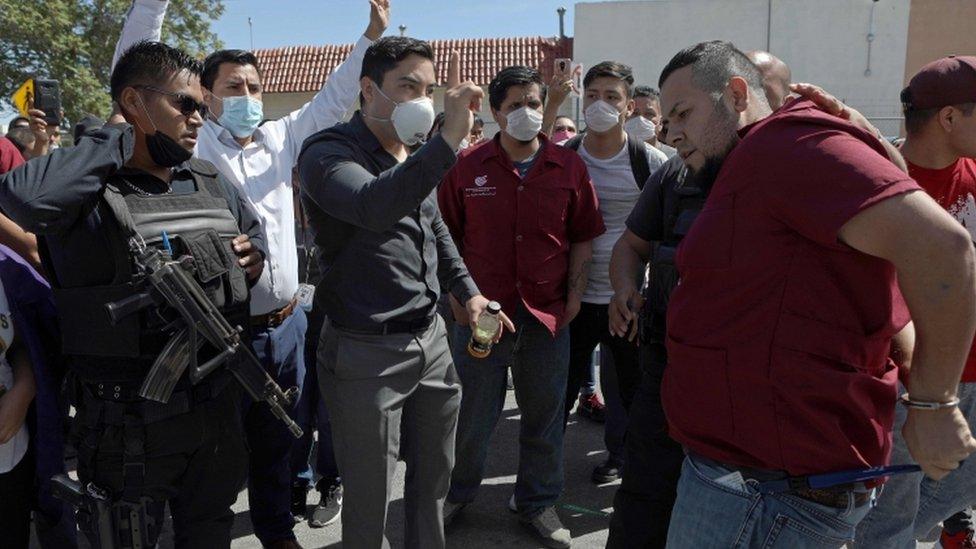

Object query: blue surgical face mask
[216,95,264,138]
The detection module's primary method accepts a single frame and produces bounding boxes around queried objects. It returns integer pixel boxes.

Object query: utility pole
[248,17,254,51]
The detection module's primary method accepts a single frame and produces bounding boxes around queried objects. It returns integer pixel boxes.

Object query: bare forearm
[567,241,593,301]
[30,140,48,159]
[541,98,562,137]
[0,215,42,274]
[902,240,976,401]
[610,237,649,295]
[9,339,36,400]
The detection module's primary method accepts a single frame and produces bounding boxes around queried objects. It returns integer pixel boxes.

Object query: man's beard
[686,101,740,192]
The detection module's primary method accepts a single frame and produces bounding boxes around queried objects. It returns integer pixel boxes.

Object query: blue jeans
[448,308,570,517]
[666,454,873,548]
[245,307,307,545]
[853,383,976,548]
[290,307,340,489]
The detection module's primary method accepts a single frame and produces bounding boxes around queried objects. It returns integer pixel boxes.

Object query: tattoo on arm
[568,259,591,299]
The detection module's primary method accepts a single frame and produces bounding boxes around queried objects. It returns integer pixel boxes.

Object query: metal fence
[867,116,904,139]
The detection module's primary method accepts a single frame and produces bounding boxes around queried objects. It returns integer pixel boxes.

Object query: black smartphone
[33,79,62,126]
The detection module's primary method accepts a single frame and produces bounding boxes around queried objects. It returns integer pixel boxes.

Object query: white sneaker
[522,506,572,548]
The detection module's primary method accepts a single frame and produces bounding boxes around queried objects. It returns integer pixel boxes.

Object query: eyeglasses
[134,85,209,118]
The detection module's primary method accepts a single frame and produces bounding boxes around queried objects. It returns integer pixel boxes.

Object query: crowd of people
[1,0,976,548]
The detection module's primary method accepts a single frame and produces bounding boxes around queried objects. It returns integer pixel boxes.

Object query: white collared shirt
[195,36,369,314]
[115,0,371,314]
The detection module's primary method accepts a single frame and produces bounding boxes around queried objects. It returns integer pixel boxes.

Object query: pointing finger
[447,50,461,89]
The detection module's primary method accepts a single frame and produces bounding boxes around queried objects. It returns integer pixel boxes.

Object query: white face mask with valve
[366,82,437,146]
[624,115,657,142]
[504,106,544,142]
[584,100,623,133]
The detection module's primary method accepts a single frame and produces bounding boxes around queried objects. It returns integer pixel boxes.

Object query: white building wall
[574,0,911,135]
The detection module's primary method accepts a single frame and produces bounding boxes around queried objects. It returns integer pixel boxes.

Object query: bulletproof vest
[643,165,709,346]
[54,158,250,363]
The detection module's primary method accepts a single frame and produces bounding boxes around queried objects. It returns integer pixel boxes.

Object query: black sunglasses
[135,85,209,118]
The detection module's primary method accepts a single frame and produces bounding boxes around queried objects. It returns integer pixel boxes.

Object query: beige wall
[905,0,976,83]
[575,0,913,136]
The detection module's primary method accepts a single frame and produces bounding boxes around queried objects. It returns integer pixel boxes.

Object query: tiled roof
[254,36,573,93]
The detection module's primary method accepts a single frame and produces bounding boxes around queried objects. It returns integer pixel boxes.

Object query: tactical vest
[53,159,250,364]
[643,165,709,347]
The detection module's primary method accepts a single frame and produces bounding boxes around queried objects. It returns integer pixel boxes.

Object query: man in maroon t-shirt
[658,41,976,548]
[438,65,604,546]
[855,55,976,549]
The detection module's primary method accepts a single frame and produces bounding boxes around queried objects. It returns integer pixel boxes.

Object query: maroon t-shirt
[663,98,919,475]
[0,136,24,174]
[438,134,605,333]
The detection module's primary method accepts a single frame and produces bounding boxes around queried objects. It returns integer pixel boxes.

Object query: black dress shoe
[592,459,623,484]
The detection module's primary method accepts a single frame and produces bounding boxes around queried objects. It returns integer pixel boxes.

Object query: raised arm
[0,126,133,235]
[112,0,168,71]
[299,134,457,234]
[278,0,390,158]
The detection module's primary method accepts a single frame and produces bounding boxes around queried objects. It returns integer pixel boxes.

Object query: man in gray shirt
[297,37,510,548]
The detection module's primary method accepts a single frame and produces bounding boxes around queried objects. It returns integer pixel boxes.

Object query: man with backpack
[559,62,666,485]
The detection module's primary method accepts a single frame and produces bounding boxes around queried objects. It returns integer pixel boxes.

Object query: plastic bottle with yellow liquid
[467,301,503,358]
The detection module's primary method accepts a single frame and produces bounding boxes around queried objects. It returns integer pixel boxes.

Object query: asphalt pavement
[229,389,617,548]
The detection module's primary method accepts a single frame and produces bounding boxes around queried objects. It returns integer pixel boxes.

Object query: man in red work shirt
[855,55,976,549]
[438,65,604,548]
[658,41,976,548]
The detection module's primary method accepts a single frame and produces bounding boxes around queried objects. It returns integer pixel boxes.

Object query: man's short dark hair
[202,49,261,90]
[361,36,434,92]
[488,66,546,112]
[633,85,660,101]
[5,127,33,155]
[8,116,29,129]
[111,40,203,101]
[584,61,635,97]
[659,41,766,105]
[902,87,976,135]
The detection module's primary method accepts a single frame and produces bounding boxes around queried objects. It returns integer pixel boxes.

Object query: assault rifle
[105,236,302,438]
[50,474,116,549]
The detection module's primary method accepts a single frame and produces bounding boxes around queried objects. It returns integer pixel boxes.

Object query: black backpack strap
[564,135,583,151]
[627,137,651,190]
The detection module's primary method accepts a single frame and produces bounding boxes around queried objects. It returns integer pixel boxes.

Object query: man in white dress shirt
[113,2,390,546]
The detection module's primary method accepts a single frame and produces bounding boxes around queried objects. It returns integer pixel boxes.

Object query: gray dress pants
[317,315,461,549]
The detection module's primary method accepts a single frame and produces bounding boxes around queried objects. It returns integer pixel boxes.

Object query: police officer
[605,153,706,549]
[0,41,266,548]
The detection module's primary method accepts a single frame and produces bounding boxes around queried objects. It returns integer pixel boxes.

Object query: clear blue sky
[213,0,580,50]
[2,0,585,126]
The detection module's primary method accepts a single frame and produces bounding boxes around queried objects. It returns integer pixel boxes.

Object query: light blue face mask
[216,95,264,138]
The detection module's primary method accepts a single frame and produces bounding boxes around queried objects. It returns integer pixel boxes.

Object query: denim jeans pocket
[759,492,867,548]
[686,454,757,500]
[760,513,852,548]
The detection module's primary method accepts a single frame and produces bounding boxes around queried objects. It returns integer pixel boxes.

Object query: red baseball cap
[901,55,976,111]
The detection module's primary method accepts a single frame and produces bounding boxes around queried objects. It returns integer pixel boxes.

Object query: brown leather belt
[792,487,873,509]
[251,299,298,329]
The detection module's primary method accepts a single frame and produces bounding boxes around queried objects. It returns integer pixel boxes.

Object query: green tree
[0,0,224,125]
